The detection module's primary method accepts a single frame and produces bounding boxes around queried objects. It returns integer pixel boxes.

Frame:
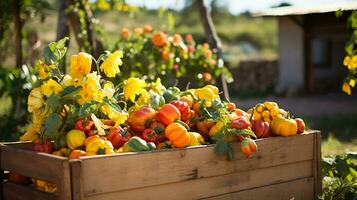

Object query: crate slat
[83,160,313,200]
[203,177,314,200]
[2,182,57,200]
[0,144,72,200]
[77,132,315,196]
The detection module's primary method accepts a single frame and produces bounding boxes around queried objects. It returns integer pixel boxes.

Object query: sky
[127,0,357,14]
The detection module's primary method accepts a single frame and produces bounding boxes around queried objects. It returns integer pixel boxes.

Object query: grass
[304,114,357,156]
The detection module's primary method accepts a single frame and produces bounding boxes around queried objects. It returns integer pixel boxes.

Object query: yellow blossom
[70,52,92,79]
[100,51,123,78]
[123,78,147,102]
[349,55,357,70]
[100,104,128,126]
[343,55,351,67]
[20,109,47,141]
[342,82,351,95]
[78,73,104,105]
[148,78,166,95]
[194,87,216,102]
[41,79,63,97]
[38,61,55,79]
[103,81,115,98]
[97,0,110,10]
[349,79,356,88]
[136,90,150,106]
[28,88,44,112]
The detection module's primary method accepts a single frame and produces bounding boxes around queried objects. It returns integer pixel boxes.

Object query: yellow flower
[28,88,44,112]
[349,79,356,88]
[70,52,92,79]
[194,87,216,102]
[38,61,55,79]
[148,78,166,95]
[136,90,150,106]
[100,104,128,126]
[349,55,357,70]
[103,81,115,98]
[343,55,351,67]
[21,109,47,141]
[342,82,351,95]
[41,79,63,97]
[78,73,104,105]
[97,0,110,10]
[100,51,123,78]
[123,78,147,102]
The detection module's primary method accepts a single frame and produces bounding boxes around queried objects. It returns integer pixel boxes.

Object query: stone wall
[228,60,278,92]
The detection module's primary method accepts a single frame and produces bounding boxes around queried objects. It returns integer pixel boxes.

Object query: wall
[228,60,278,92]
[277,16,304,92]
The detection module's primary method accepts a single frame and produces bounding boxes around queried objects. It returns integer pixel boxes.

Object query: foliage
[321,153,357,200]
[340,10,357,95]
[113,26,232,87]
[18,37,133,145]
[0,65,34,141]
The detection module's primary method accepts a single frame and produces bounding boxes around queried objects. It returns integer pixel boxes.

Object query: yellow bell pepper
[208,121,225,137]
[32,179,57,193]
[188,132,204,146]
[271,115,298,137]
[86,137,114,155]
[66,129,86,150]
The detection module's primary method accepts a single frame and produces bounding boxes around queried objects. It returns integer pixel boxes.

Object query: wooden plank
[70,160,84,200]
[313,131,322,198]
[203,177,314,200]
[0,145,72,200]
[2,182,57,200]
[84,161,313,200]
[78,131,316,196]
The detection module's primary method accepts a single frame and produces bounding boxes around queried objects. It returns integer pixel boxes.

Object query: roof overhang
[253,2,357,17]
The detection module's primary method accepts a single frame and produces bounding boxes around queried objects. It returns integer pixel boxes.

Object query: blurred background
[0,0,356,197]
[0,0,356,155]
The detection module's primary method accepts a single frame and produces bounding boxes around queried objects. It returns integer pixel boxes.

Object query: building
[255,2,357,93]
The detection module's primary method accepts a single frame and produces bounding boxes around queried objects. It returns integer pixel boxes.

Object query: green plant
[339,10,357,95]
[113,26,232,87]
[0,65,34,141]
[321,153,357,200]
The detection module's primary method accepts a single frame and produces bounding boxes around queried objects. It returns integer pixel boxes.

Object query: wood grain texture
[313,131,322,198]
[0,144,72,200]
[84,161,313,200]
[76,132,316,196]
[203,177,314,200]
[70,160,84,200]
[2,182,57,200]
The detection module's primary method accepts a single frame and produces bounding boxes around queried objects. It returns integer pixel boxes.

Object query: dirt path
[232,94,357,117]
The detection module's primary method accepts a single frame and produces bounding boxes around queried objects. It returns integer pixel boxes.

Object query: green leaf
[46,95,61,110]
[60,86,80,98]
[335,9,343,18]
[231,128,257,139]
[215,140,229,156]
[44,113,62,140]
[79,101,99,118]
[43,37,69,65]
[345,40,354,55]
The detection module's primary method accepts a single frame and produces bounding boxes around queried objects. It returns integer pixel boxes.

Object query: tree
[196,0,229,100]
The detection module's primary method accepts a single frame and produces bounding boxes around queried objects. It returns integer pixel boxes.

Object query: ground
[233,93,357,156]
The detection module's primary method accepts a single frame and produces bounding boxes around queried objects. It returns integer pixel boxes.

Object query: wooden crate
[1,130,321,200]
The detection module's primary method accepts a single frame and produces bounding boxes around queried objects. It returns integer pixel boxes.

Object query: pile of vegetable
[11,38,306,193]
